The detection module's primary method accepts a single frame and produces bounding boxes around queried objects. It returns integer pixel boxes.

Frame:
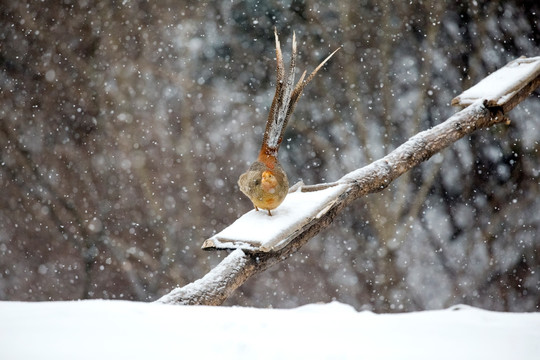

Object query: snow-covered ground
[1,300,539,359]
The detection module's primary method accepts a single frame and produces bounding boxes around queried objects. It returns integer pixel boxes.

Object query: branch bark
[157,65,539,306]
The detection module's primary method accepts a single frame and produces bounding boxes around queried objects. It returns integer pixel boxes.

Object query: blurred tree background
[1,0,539,312]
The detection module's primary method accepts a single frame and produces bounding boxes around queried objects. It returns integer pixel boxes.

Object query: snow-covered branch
[158,56,540,306]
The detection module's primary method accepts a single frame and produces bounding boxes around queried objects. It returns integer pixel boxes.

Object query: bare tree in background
[1,0,539,311]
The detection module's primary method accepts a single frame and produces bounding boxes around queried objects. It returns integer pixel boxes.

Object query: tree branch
[157,58,539,306]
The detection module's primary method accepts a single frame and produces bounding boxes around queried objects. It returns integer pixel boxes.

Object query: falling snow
[0,1,539,316]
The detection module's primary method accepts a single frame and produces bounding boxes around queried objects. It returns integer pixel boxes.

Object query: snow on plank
[202,183,350,252]
[451,56,540,111]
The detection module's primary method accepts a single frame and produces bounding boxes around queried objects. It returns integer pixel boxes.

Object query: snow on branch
[451,56,540,112]
[158,56,540,306]
[156,249,249,305]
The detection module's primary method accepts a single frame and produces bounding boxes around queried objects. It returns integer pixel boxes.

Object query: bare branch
[157,57,540,306]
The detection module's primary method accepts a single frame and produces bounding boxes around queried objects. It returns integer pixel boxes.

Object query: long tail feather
[288,47,340,117]
[259,30,339,165]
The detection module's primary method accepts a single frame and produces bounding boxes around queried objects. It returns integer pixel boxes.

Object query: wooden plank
[202,183,350,252]
[452,56,540,112]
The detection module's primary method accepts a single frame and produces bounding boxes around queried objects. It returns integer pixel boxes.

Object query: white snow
[453,56,540,106]
[1,300,539,360]
[206,183,349,251]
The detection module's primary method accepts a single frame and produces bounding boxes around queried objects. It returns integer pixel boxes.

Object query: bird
[238,29,339,215]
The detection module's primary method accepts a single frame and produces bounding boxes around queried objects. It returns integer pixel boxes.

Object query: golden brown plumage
[238,29,338,215]
[238,160,289,215]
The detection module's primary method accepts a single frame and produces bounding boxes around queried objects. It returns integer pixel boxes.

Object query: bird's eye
[254,179,261,186]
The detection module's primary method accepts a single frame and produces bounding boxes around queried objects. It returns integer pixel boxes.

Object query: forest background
[1,0,539,312]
